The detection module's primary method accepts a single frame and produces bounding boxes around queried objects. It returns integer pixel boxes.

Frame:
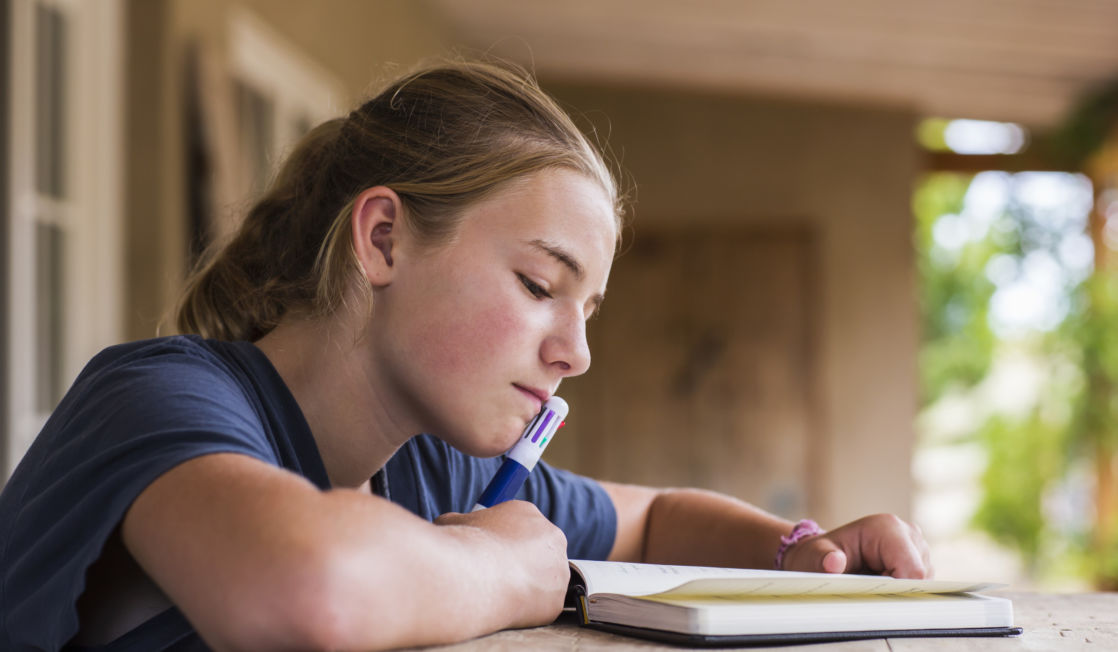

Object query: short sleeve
[521,460,618,560]
[0,339,287,651]
[383,434,617,560]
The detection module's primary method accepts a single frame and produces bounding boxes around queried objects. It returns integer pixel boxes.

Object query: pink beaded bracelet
[774,519,824,569]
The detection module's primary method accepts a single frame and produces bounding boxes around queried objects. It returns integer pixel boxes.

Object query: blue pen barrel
[475,459,531,508]
[471,396,568,511]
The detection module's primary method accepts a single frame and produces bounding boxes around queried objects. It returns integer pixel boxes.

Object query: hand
[779,514,933,579]
[436,501,569,628]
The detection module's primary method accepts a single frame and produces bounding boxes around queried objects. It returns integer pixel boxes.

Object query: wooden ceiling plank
[428,0,1118,127]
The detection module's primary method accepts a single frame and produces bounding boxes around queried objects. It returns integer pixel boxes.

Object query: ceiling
[431,0,1118,128]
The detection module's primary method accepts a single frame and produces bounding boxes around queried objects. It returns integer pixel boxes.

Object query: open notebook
[567,560,1021,646]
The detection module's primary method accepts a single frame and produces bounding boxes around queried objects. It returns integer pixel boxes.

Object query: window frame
[4,0,123,478]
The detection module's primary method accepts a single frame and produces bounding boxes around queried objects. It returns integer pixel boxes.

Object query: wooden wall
[551,228,819,518]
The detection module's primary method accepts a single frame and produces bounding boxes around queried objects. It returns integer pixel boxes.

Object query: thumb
[787,536,848,574]
[820,547,847,574]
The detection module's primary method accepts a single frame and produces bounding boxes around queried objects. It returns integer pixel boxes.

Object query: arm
[600,481,931,578]
[122,453,569,651]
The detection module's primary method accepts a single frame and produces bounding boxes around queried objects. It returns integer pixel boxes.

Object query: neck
[254,316,414,489]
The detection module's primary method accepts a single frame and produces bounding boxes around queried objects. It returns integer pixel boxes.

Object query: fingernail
[822,550,846,574]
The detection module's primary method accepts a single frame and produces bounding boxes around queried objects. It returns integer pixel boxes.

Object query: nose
[541,311,591,378]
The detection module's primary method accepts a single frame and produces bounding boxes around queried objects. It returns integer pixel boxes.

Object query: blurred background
[3,0,1118,590]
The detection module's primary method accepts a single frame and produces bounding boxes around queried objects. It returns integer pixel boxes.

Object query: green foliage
[1061,274,1118,451]
[914,170,1106,583]
[918,79,1118,587]
[1060,272,1118,588]
[971,391,1074,566]
[964,261,1118,587]
[913,173,1000,406]
[915,118,951,152]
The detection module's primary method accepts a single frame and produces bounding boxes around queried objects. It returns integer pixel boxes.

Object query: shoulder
[35,336,284,466]
[81,335,250,383]
[49,339,229,437]
[70,335,263,412]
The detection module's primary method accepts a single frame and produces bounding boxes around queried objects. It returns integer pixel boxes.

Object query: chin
[486,426,525,456]
[441,422,523,458]
[456,439,513,459]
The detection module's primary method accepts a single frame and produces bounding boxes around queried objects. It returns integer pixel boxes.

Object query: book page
[569,559,1000,598]
[660,575,1000,598]
[571,560,788,596]
[571,560,858,597]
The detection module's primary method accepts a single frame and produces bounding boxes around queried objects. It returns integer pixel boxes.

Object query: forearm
[603,481,931,578]
[125,454,561,651]
[642,488,794,569]
[300,493,551,650]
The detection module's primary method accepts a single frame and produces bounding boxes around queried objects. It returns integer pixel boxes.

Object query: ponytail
[176,119,353,340]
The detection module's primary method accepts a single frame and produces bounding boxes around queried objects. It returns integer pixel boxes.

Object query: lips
[514,384,547,412]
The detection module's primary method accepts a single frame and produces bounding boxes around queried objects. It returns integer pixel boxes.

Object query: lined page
[662,575,1000,597]
[569,560,1000,598]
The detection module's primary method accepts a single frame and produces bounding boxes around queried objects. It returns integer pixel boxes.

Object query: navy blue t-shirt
[0,336,616,651]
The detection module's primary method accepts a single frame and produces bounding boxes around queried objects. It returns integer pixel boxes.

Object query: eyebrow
[528,239,606,313]
[530,239,583,279]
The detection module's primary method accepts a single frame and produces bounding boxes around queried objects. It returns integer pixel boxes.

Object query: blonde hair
[175,60,623,341]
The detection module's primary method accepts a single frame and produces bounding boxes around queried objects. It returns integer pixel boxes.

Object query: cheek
[410,291,529,379]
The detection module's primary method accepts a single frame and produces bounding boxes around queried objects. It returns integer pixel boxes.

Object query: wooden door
[550,227,820,518]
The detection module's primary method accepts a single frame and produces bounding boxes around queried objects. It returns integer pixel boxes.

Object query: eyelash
[517,273,552,300]
[517,272,601,321]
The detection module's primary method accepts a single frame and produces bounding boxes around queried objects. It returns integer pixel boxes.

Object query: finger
[826,514,928,578]
[876,522,930,579]
[787,535,848,574]
[821,549,847,574]
[433,511,465,526]
[912,523,935,579]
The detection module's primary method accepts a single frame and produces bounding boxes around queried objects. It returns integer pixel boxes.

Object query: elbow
[192,500,477,650]
[243,539,460,651]
[267,544,374,651]
[203,542,375,651]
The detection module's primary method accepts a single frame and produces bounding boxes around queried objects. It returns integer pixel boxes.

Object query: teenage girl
[0,61,930,651]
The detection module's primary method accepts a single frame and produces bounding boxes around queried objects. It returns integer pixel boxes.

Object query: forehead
[457,169,618,273]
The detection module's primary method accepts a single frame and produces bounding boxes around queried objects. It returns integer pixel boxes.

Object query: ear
[351,186,403,287]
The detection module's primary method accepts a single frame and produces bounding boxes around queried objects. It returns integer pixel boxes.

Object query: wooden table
[409,592,1118,650]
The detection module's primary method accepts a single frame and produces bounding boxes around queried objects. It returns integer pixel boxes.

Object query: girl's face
[374,169,617,456]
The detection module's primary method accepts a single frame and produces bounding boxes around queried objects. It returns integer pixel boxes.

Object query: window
[4,0,122,478]
[225,8,344,228]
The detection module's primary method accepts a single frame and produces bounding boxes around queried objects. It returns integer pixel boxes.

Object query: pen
[471,396,568,511]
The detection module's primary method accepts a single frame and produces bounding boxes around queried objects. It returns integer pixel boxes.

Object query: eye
[517,273,552,300]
